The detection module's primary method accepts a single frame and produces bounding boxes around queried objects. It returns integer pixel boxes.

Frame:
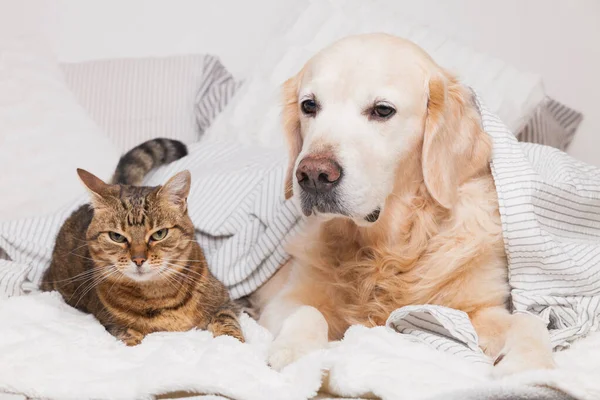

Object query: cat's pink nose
[132,256,146,267]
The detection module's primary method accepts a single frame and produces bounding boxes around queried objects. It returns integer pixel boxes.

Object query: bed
[0,1,596,399]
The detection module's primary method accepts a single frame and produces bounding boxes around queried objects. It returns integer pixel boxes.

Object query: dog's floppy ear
[422,71,492,209]
[282,73,303,200]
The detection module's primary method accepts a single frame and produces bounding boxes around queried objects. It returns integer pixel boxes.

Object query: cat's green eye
[150,228,168,242]
[108,232,127,243]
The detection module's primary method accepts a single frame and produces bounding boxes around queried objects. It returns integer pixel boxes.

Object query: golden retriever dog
[250,33,555,377]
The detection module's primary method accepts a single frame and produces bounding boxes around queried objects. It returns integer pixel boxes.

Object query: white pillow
[206,0,546,147]
[0,37,120,220]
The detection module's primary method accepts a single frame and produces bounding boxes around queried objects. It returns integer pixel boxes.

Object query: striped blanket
[386,98,600,362]
[1,98,599,364]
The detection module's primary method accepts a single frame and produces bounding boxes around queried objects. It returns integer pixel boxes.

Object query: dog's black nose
[296,154,342,194]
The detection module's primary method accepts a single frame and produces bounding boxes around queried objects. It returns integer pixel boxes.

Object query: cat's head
[77,169,196,283]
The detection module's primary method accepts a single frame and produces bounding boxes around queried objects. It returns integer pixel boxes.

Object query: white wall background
[386,0,600,166]
[2,0,599,166]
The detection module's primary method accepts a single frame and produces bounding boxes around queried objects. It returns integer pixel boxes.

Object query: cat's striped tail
[111,138,188,186]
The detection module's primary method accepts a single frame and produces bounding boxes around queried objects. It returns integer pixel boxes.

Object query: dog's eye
[371,104,396,119]
[301,99,318,116]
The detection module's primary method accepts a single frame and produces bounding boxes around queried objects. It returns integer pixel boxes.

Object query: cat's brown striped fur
[41,139,244,345]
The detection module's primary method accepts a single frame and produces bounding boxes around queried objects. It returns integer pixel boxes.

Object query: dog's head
[283,33,490,225]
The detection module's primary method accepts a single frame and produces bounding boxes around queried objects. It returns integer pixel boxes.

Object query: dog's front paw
[268,341,309,371]
[267,306,329,371]
[492,343,555,378]
[268,334,328,370]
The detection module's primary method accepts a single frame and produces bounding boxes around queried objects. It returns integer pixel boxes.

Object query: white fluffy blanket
[1,292,599,400]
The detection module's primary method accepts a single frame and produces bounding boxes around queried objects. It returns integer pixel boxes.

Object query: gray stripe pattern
[516,96,583,151]
[387,306,490,365]
[481,95,600,349]
[387,95,598,362]
[195,57,243,134]
[61,55,239,152]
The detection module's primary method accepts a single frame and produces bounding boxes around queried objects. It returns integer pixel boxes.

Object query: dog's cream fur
[251,33,555,376]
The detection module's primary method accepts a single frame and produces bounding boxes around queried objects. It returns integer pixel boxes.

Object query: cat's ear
[77,169,114,208]
[157,170,191,210]
[77,169,108,194]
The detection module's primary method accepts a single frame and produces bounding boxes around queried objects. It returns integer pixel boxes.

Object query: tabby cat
[41,139,244,345]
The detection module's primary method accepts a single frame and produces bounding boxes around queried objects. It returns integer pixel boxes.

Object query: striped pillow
[61,55,239,152]
[517,97,584,151]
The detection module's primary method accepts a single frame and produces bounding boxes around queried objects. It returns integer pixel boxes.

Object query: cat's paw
[212,327,245,343]
[109,326,145,346]
[120,332,144,346]
[229,331,245,343]
[208,311,245,343]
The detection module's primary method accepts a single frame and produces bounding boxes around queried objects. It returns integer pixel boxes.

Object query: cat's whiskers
[157,269,183,293]
[68,274,101,303]
[72,267,114,298]
[69,265,117,306]
[69,252,98,262]
[75,277,107,306]
[106,268,125,296]
[75,267,119,307]
[162,264,205,287]
[171,273,202,288]
[164,259,207,264]
[60,242,90,257]
[161,264,197,282]
[48,268,97,284]
[163,262,206,279]
[161,265,197,283]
